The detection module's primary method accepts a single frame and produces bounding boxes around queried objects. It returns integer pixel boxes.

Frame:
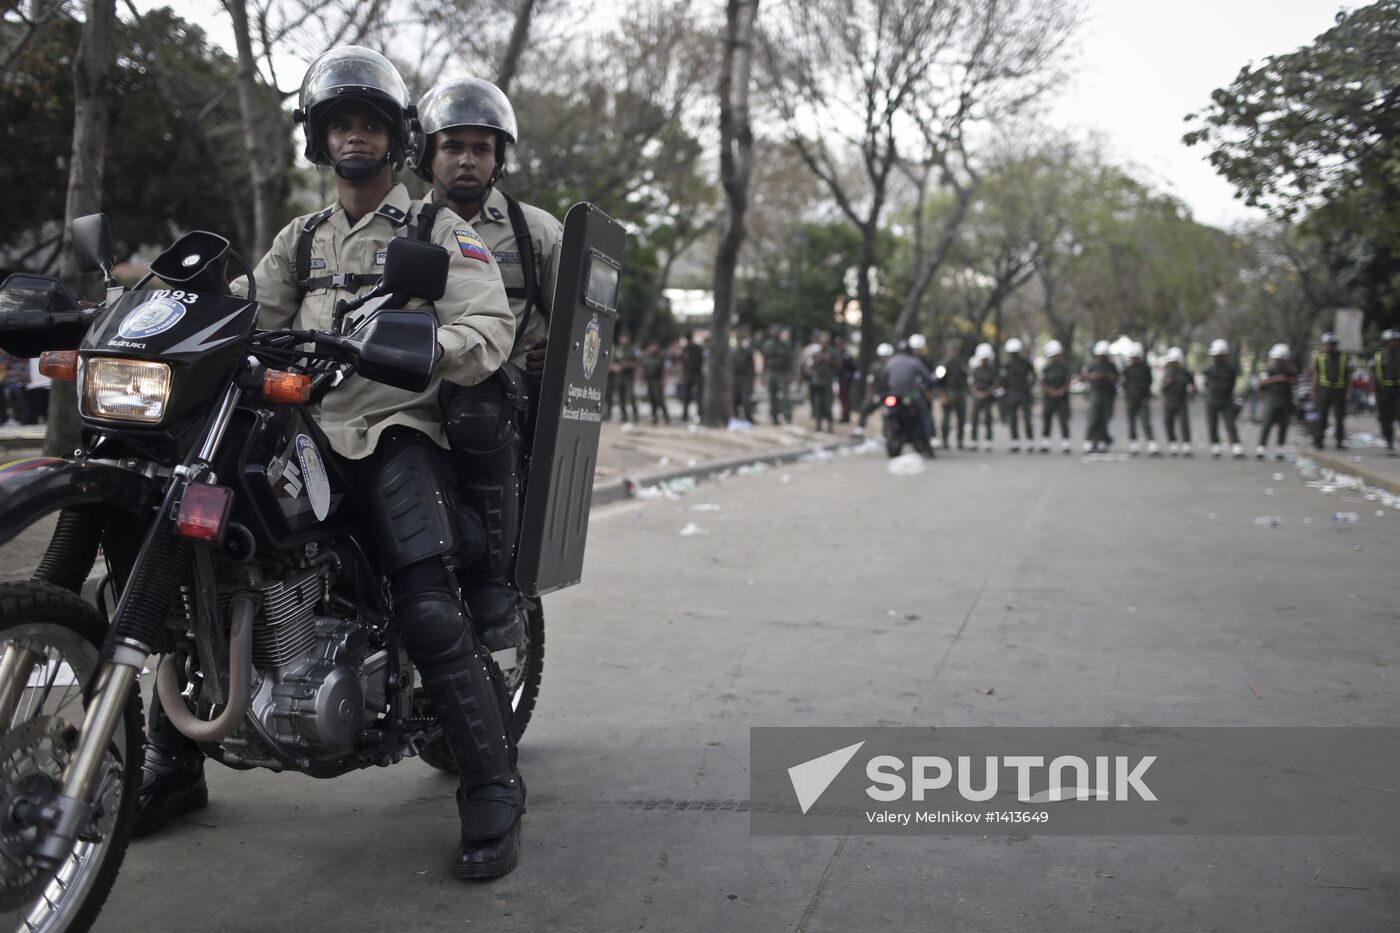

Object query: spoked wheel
[0,581,141,933]
[416,599,545,773]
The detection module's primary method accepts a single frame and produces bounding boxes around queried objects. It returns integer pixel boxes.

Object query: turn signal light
[39,351,78,382]
[175,483,233,544]
[263,370,311,403]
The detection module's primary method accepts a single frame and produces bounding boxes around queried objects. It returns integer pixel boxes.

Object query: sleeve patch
[454,229,490,263]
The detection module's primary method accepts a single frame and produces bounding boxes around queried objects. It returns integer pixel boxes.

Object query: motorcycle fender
[0,457,164,546]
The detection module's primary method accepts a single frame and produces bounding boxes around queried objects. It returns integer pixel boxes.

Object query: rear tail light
[883,395,897,407]
[39,351,78,382]
[175,483,233,544]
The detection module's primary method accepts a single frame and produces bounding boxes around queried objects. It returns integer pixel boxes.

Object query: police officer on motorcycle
[408,76,564,662]
[135,46,527,879]
[884,341,937,454]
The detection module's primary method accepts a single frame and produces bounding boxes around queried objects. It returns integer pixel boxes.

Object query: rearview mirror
[72,214,115,280]
[350,309,437,393]
[381,237,448,302]
[0,274,95,357]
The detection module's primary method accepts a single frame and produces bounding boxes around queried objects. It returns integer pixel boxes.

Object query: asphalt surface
[71,418,1399,933]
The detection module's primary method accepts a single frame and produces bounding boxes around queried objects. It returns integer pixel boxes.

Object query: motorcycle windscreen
[515,202,625,597]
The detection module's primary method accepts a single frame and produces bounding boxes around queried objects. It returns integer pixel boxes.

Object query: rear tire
[0,580,142,933]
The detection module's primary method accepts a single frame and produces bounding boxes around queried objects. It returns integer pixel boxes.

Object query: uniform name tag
[493,251,521,264]
[309,258,327,270]
[375,250,387,265]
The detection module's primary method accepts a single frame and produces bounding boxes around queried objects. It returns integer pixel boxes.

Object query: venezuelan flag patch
[454,229,490,263]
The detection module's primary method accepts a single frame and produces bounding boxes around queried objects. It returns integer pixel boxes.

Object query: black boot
[420,646,525,880]
[133,686,208,837]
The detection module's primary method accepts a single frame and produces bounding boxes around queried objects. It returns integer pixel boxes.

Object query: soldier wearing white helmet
[937,338,970,449]
[853,342,896,435]
[1039,339,1072,453]
[999,337,1035,453]
[1374,329,1400,455]
[1122,342,1159,456]
[969,342,998,452]
[1082,340,1118,453]
[1160,346,1196,456]
[1256,343,1295,459]
[1309,332,1350,450]
[1202,339,1243,458]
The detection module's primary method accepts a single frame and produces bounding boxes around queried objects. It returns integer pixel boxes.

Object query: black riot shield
[515,203,625,596]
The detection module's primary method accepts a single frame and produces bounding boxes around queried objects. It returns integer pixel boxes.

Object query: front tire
[0,580,142,933]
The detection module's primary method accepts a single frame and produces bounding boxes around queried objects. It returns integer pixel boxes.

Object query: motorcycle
[0,208,602,931]
[881,391,935,459]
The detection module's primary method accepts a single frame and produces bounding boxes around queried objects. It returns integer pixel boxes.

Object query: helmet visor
[418,78,518,142]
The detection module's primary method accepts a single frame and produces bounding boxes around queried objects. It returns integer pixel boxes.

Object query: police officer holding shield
[135,47,526,879]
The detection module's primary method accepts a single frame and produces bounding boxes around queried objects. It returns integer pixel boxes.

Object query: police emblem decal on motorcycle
[117,297,186,340]
[295,434,331,521]
[582,315,602,379]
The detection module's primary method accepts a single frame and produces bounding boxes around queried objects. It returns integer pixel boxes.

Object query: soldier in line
[968,342,998,452]
[678,331,705,423]
[761,325,794,425]
[1082,340,1118,453]
[731,327,757,422]
[999,337,1035,453]
[1310,332,1350,451]
[835,334,858,423]
[1122,343,1160,456]
[1039,340,1072,454]
[809,332,839,433]
[1375,329,1400,456]
[1203,339,1243,458]
[937,339,968,450]
[1255,343,1295,460]
[640,339,670,425]
[1160,346,1196,457]
[854,342,894,435]
[608,331,640,422]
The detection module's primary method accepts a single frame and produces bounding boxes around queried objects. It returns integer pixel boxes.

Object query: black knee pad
[440,366,528,585]
[393,585,477,675]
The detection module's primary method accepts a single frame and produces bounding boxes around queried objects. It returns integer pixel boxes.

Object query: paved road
[68,440,1400,932]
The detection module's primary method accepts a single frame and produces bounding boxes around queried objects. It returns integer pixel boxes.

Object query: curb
[591,435,863,507]
[1309,449,1400,496]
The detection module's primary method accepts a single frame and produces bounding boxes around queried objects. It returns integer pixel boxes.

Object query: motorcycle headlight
[80,357,172,423]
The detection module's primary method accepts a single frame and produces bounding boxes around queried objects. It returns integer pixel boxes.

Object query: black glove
[524,336,548,384]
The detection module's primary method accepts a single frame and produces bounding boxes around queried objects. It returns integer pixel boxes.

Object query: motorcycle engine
[224,564,391,762]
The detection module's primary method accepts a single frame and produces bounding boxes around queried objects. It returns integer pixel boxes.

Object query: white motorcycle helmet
[1004,337,1023,354]
[1165,346,1184,364]
[1268,343,1290,360]
[1043,339,1063,357]
[1209,338,1229,356]
[974,342,994,361]
[1092,340,1110,356]
[908,333,927,351]
[876,342,894,358]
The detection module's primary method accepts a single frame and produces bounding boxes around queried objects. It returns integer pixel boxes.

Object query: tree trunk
[704,0,758,426]
[854,223,878,405]
[495,0,536,95]
[228,0,280,259]
[47,0,115,457]
[892,179,979,338]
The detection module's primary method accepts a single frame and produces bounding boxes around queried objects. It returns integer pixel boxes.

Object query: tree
[763,0,1079,383]
[705,0,759,426]
[49,0,114,456]
[1184,1,1400,323]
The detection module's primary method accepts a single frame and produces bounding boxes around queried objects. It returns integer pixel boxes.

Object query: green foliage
[744,221,864,335]
[1184,0,1400,323]
[1,6,273,268]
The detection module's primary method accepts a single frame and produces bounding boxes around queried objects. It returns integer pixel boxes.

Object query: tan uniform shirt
[467,187,563,363]
[248,183,514,460]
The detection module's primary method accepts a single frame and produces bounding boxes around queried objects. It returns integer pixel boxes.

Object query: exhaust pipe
[157,594,256,742]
